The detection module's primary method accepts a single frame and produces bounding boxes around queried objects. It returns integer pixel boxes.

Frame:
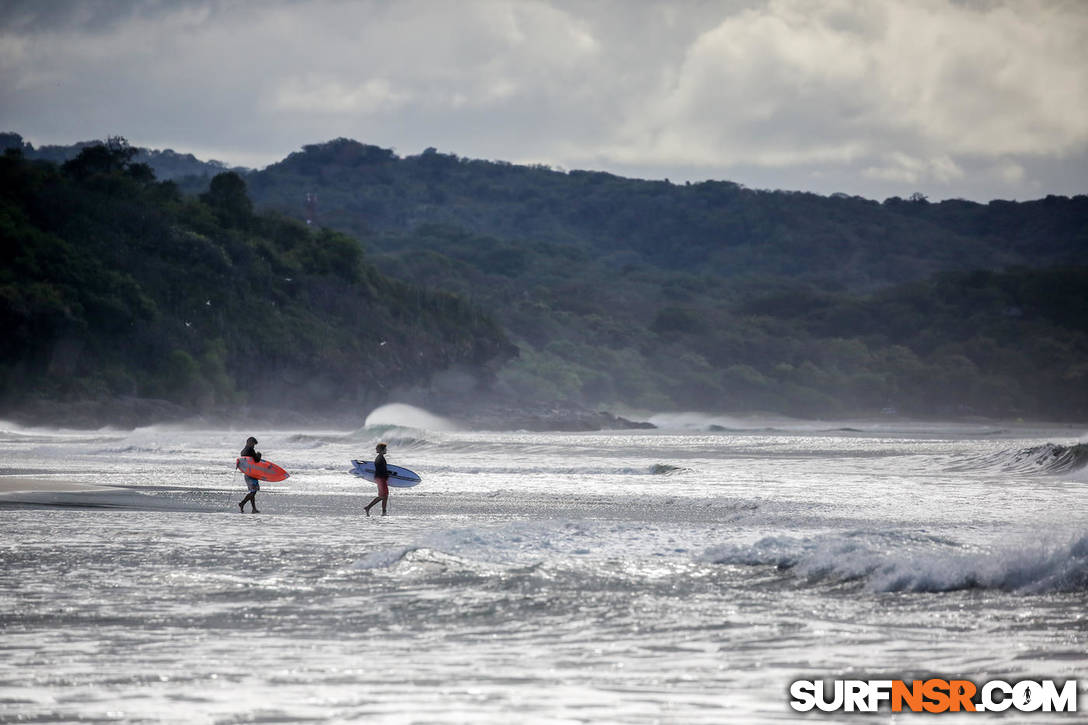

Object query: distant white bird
[205,300,211,306]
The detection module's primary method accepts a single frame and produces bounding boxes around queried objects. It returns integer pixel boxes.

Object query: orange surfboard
[236,456,289,482]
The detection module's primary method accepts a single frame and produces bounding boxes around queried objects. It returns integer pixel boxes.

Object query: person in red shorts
[364,441,391,517]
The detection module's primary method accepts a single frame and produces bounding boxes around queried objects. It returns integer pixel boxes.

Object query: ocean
[1,406,1086,723]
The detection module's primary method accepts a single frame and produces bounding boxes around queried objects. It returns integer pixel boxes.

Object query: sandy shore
[0,477,218,512]
[0,477,120,494]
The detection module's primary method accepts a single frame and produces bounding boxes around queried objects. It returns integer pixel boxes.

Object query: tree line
[0,138,514,420]
[243,139,1087,420]
[5,134,1085,421]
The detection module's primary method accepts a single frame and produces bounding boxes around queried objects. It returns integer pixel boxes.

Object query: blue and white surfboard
[350,459,422,487]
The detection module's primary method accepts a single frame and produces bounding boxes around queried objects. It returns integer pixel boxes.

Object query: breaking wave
[283,425,435,450]
[954,442,1088,475]
[279,405,457,450]
[364,403,458,432]
[700,531,1088,594]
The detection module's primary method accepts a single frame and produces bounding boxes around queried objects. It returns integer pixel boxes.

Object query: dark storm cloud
[1,0,1085,201]
[0,0,185,33]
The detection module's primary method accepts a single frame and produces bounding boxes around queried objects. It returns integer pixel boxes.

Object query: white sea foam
[3,422,1088,723]
[355,545,416,569]
[701,530,1088,594]
[954,441,1088,474]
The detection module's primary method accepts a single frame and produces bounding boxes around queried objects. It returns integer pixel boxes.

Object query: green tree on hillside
[0,140,515,419]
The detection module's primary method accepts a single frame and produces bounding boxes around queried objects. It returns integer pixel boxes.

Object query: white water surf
[1,416,1086,722]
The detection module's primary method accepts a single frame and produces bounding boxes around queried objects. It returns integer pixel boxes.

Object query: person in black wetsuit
[238,436,261,513]
[364,442,391,517]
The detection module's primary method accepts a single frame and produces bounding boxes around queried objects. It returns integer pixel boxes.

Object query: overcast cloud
[1,0,1085,201]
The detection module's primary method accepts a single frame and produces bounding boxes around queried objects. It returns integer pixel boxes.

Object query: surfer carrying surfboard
[363,442,391,517]
[238,436,261,513]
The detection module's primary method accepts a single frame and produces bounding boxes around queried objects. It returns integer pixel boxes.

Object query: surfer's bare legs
[363,495,387,516]
[239,491,259,513]
[367,475,389,516]
[239,476,260,513]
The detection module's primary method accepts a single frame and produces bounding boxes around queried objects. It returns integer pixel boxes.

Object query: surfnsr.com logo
[789,679,1078,713]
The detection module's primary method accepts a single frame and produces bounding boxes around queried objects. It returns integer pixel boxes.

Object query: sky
[1,0,1086,202]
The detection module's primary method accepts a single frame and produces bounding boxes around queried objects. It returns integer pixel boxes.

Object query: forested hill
[0,140,514,426]
[247,139,1086,289]
[243,139,1088,421]
[1,132,247,182]
[5,135,1086,421]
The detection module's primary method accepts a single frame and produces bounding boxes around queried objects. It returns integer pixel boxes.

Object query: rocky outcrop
[449,404,656,432]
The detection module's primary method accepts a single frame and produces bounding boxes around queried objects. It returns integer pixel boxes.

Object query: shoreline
[1,396,1084,434]
[0,477,119,494]
[0,397,659,433]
